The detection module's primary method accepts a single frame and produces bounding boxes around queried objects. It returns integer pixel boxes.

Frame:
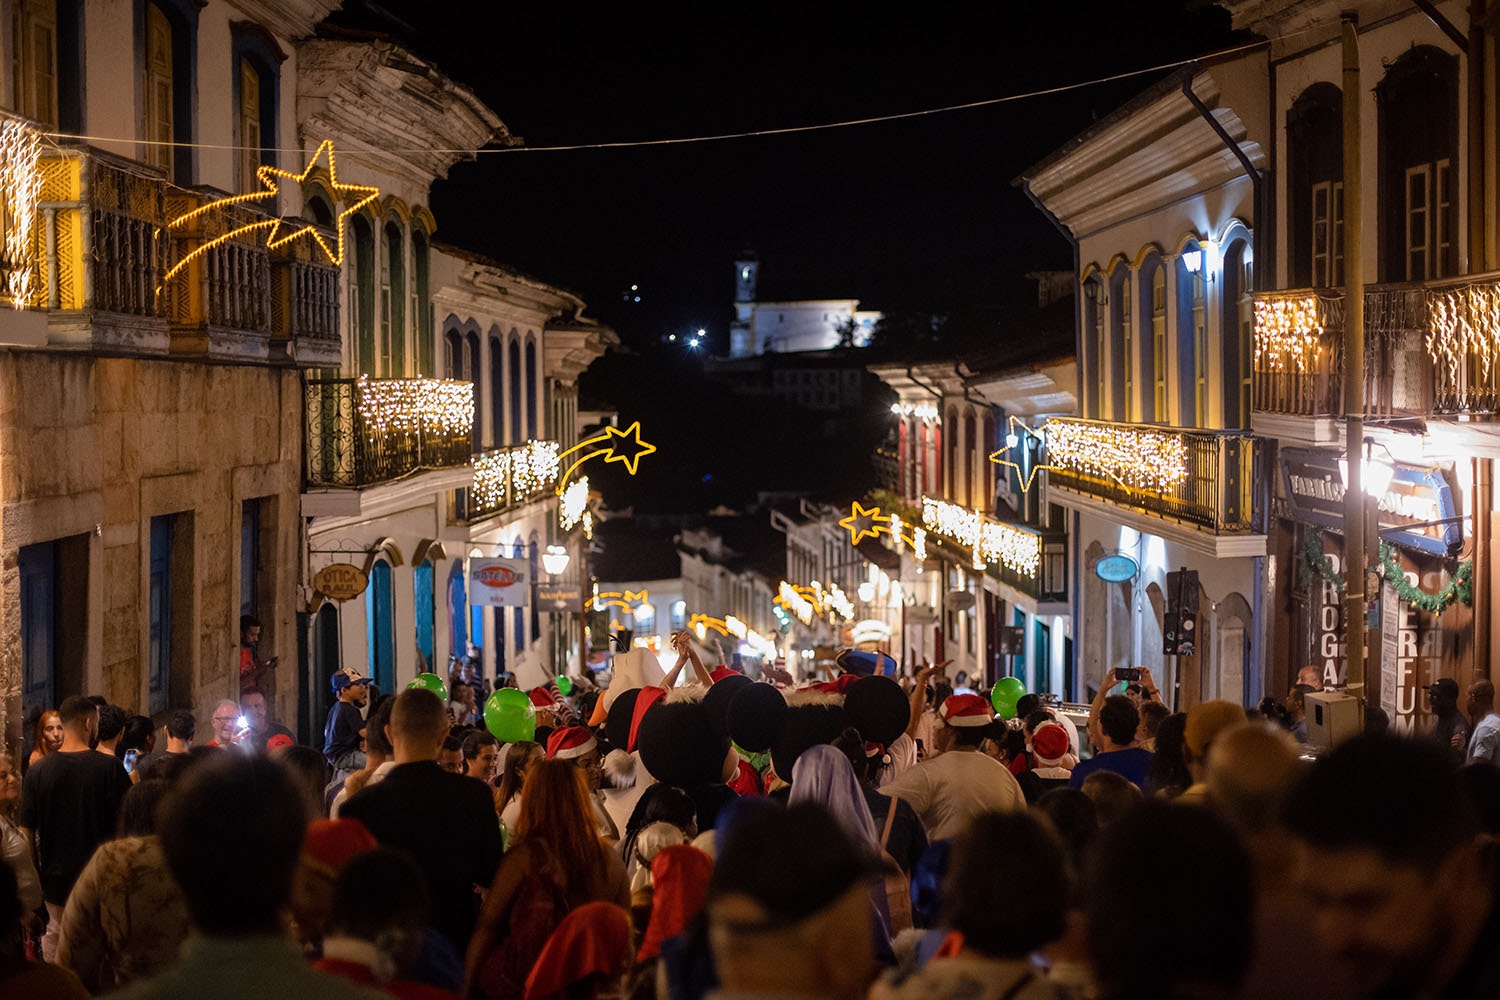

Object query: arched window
[306,194,334,228]
[508,338,523,444]
[1083,276,1105,418]
[525,339,539,440]
[1377,47,1459,281]
[412,230,433,376]
[945,408,958,500]
[511,539,526,653]
[981,414,996,512]
[443,325,462,379]
[1109,264,1132,422]
[382,221,405,375]
[366,558,394,692]
[1221,238,1253,428]
[351,216,376,376]
[1175,243,1207,426]
[1138,254,1168,423]
[529,538,540,642]
[466,332,481,452]
[488,332,503,450]
[1287,83,1343,286]
[962,411,976,509]
[447,561,467,658]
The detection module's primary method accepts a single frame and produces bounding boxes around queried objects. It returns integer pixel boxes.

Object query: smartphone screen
[123,748,138,774]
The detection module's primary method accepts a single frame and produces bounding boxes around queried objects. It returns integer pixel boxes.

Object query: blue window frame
[414,559,434,672]
[508,338,522,444]
[447,560,467,659]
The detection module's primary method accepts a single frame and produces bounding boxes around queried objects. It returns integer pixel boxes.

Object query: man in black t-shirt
[134,708,196,781]
[323,668,369,776]
[19,694,131,961]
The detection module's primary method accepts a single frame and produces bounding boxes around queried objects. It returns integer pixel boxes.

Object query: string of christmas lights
[1043,419,1189,493]
[355,376,474,439]
[776,581,816,626]
[471,439,561,510]
[0,118,42,307]
[1253,292,1327,373]
[1427,280,1500,383]
[559,475,590,530]
[921,496,1042,577]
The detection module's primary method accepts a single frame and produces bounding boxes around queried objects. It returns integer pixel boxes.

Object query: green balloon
[994,696,1020,721]
[556,675,573,697]
[991,676,1026,713]
[485,688,537,743]
[407,672,448,703]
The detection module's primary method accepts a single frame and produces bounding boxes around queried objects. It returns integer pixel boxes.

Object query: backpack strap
[879,796,898,852]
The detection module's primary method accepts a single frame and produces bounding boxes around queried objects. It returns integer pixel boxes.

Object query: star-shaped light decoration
[556,420,657,494]
[839,501,886,546]
[161,140,379,289]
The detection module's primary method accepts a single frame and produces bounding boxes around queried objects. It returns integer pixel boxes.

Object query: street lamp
[1339,438,1395,498]
[542,544,571,577]
[542,544,572,678]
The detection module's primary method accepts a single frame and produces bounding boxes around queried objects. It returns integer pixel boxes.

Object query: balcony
[453,440,562,524]
[303,377,474,490]
[1251,276,1500,427]
[6,131,339,364]
[1042,418,1266,555]
[920,496,1068,611]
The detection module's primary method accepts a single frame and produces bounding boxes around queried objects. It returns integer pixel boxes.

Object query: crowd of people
[3,641,1499,1000]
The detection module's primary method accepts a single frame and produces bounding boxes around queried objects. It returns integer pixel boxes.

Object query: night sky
[333,1,1248,512]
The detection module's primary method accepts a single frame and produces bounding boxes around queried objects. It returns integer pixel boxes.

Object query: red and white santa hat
[940,692,995,728]
[546,725,598,760]
[1031,723,1070,765]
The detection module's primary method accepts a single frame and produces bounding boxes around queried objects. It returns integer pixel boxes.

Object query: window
[525,340,539,440]
[1221,239,1254,428]
[414,559,434,672]
[1086,278,1106,418]
[412,230,432,376]
[352,216,376,376]
[1175,247,1207,427]
[466,332,481,450]
[139,0,197,183]
[447,561,467,659]
[529,540,540,642]
[670,600,686,633]
[508,338,523,445]
[240,499,259,619]
[488,333,503,449]
[11,0,57,127]
[19,535,87,727]
[230,22,284,193]
[1287,83,1343,287]
[443,326,462,379]
[1139,256,1168,424]
[945,408,958,499]
[148,515,173,715]
[382,221,405,375]
[512,540,525,652]
[962,411,975,509]
[1376,47,1458,282]
[1110,265,1132,422]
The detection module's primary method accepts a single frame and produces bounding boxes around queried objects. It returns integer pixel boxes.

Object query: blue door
[366,559,394,694]
[414,560,434,672]
[19,541,56,726]
[149,516,174,715]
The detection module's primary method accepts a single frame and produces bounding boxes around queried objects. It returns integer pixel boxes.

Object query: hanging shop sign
[1094,553,1138,583]
[469,558,530,607]
[536,584,582,612]
[1280,448,1460,557]
[313,563,369,601]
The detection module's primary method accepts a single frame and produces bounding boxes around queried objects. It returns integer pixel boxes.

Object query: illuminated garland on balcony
[921,496,1041,577]
[1427,281,1500,384]
[776,581,816,626]
[512,440,561,496]
[1253,293,1324,373]
[559,475,590,530]
[0,119,42,307]
[471,440,560,511]
[824,584,855,621]
[1043,419,1188,493]
[355,376,474,437]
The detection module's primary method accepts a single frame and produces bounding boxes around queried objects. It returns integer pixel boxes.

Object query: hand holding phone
[123,748,138,774]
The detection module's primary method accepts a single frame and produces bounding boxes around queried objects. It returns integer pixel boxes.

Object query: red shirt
[312,957,461,1000]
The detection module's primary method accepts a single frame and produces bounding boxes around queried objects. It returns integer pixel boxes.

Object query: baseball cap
[1031,723,1070,765]
[330,667,368,693]
[1427,677,1460,700]
[940,692,994,728]
[1184,700,1247,758]
[708,803,884,925]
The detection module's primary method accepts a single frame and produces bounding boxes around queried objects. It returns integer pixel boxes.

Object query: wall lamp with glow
[1338,437,1397,498]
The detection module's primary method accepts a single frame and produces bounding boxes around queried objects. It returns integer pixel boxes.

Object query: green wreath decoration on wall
[1297,527,1473,615]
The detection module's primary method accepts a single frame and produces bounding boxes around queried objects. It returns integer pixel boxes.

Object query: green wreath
[1297,527,1473,615]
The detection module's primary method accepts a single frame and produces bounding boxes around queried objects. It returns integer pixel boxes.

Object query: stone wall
[0,351,303,754]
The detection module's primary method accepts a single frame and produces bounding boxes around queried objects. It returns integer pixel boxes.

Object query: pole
[1341,11,1367,715]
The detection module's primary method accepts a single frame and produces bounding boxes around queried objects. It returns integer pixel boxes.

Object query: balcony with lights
[1042,418,1267,558]
[302,376,475,515]
[1249,277,1500,445]
[920,496,1069,615]
[452,440,562,524]
[1,131,341,365]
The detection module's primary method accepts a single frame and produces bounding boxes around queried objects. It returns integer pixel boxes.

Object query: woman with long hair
[27,710,63,769]
[0,753,43,932]
[496,740,543,835]
[468,758,629,1000]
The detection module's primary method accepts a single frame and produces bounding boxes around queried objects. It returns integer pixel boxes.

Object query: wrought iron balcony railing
[1251,274,1500,419]
[304,377,474,489]
[919,496,1068,605]
[1042,418,1266,534]
[454,440,562,523]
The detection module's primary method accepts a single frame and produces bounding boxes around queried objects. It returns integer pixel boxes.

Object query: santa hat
[1031,722,1070,765]
[523,902,633,1000]
[529,687,557,709]
[546,726,598,760]
[301,818,378,878]
[709,666,740,683]
[940,692,994,728]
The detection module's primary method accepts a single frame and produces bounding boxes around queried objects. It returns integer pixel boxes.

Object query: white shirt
[1468,712,1500,765]
[880,747,1025,841]
[329,759,397,818]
